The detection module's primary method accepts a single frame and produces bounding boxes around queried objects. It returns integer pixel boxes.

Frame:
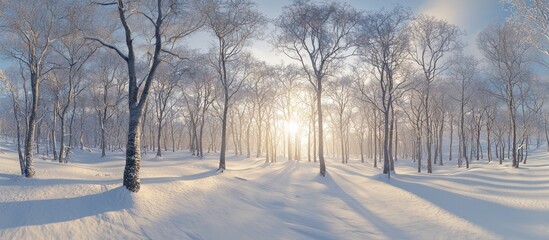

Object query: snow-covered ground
[1,141,548,240]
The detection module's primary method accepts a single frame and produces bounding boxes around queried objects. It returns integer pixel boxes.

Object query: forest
[0,0,548,189]
[1,0,549,238]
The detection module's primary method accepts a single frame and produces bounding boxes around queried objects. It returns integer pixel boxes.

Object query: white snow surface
[1,141,549,239]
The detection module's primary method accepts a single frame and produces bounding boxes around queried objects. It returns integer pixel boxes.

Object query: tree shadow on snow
[386,177,549,239]
[140,169,218,184]
[0,186,133,229]
[316,173,412,239]
[0,173,119,187]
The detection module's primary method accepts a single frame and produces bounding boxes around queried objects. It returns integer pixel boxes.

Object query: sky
[0,0,512,70]
[244,0,510,63]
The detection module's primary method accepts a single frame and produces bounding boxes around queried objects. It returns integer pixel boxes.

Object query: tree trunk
[476,123,481,161]
[123,106,142,192]
[59,116,65,163]
[52,109,58,161]
[438,115,444,166]
[523,135,529,164]
[13,101,26,175]
[509,101,518,168]
[256,113,262,158]
[219,92,229,171]
[35,122,41,155]
[487,119,492,162]
[100,113,107,157]
[246,120,251,158]
[374,110,378,168]
[449,114,453,161]
[156,118,163,157]
[383,107,390,174]
[317,84,326,176]
[24,73,39,178]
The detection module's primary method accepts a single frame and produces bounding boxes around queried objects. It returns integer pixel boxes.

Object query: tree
[181,57,217,158]
[203,0,265,171]
[355,6,412,176]
[0,70,27,175]
[449,54,480,168]
[478,23,532,168]
[408,15,462,173]
[327,77,354,164]
[248,62,273,159]
[51,3,97,162]
[272,64,301,161]
[274,0,360,176]
[89,51,127,158]
[0,0,64,177]
[503,0,549,60]
[89,0,202,192]
[152,65,180,157]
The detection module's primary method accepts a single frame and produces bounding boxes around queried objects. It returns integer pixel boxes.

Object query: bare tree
[272,64,301,161]
[355,6,412,176]
[203,0,265,171]
[408,15,462,173]
[51,3,97,162]
[478,23,532,168]
[1,70,27,175]
[274,0,360,176]
[248,62,273,158]
[152,65,179,157]
[89,51,127,157]
[0,0,65,177]
[402,78,426,172]
[89,0,202,192]
[181,58,217,158]
[327,77,354,164]
[449,54,480,168]
[504,0,549,61]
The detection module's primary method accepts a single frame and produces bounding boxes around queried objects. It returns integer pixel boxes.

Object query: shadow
[317,173,411,239]
[0,173,119,187]
[141,169,218,184]
[437,175,549,191]
[0,187,133,229]
[387,177,549,239]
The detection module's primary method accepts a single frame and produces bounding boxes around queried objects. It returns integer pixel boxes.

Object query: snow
[1,141,549,239]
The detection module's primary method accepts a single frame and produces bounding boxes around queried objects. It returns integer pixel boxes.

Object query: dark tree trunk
[123,107,142,192]
[24,73,39,178]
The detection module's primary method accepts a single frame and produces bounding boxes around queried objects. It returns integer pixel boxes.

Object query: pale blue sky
[0,1,511,69]
[246,0,509,63]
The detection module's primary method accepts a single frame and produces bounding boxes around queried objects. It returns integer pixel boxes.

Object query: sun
[286,120,299,135]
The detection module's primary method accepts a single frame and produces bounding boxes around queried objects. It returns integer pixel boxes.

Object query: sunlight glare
[286,120,299,135]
